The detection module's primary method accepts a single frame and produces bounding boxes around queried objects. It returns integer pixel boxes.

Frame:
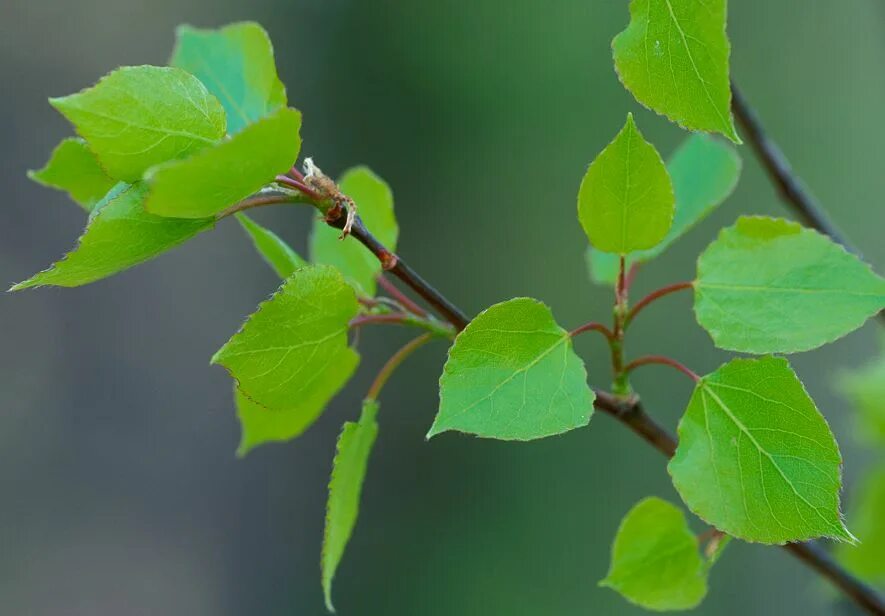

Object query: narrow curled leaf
[234,348,359,456]
[171,22,287,135]
[601,497,708,611]
[310,167,397,296]
[836,470,885,584]
[212,265,360,411]
[236,213,306,280]
[694,217,885,354]
[838,344,885,446]
[429,298,594,441]
[322,400,379,612]
[588,134,741,285]
[613,0,739,142]
[50,66,226,181]
[28,138,116,210]
[669,356,854,545]
[144,107,302,218]
[11,183,213,290]
[577,113,674,254]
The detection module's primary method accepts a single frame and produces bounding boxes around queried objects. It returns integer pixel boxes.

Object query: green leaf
[836,469,885,584]
[171,22,287,135]
[838,344,885,446]
[11,183,213,290]
[310,167,398,296]
[577,113,674,254]
[694,217,885,354]
[50,66,226,182]
[144,107,301,218]
[28,138,116,211]
[668,356,854,545]
[234,347,359,456]
[212,265,360,411]
[587,134,741,285]
[600,497,708,611]
[428,297,594,441]
[613,0,740,142]
[322,400,379,612]
[236,213,306,279]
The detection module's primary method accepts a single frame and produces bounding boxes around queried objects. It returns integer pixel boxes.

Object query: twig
[377,275,429,318]
[624,281,694,328]
[624,355,700,382]
[570,321,616,342]
[349,312,454,339]
[366,333,434,401]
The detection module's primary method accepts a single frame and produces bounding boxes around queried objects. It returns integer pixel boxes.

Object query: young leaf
[694,217,885,354]
[668,356,854,545]
[212,265,360,411]
[28,138,116,211]
[838,345,885,446]
[11,183,213,290]
[600,497,708,611]
[428,297,594,441]
[171,22,287,135]
[144,107,301,218]
[234,348,359,455]
[236,213,306,280]
[50,66,226,181]
[577,114,674,254]
[310,167,398,296]
[613,0,740,142]
[322,400,380,612]
[588,134,741,285]
[836,470,885,584]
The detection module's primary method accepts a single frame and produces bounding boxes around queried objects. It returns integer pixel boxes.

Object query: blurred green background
[2,1,883,614]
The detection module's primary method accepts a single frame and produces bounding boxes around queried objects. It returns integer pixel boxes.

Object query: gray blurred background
[2,1,884,614]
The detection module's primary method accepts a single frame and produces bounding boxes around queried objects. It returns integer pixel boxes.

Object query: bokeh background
[2,1,884,614]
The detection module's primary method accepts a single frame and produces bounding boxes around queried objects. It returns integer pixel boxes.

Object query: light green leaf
[836,469,885,584]
[144,107,301,218]
[310,167,398,296]
[50,66,226,182]
[11,183,213,290]
[28,138,116,211]
[577,113,674,254]
[838,345,885,446]
[613,0,740,142]
[668,356,854,545]
[428,297,594,441]
[694,217,885,354]
[212,265,360,411]
[322,400,379,612]
[601,497,708,611]
[234,348,359,456]
[236,213,306,279]
[588,134,741,285]
[171,22,287,135]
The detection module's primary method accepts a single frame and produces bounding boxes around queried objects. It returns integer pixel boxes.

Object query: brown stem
[349,313,454,339]
[624,355,700,382]
[624,281,694,328]
[327,214,470,330]
[366,333,434,401]
[592,392,885,615]
[377,275,429,318]
[570,321,616,342]
[216,194,303,219]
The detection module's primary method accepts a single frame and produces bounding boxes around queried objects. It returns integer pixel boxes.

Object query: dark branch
[327,214,470,330]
